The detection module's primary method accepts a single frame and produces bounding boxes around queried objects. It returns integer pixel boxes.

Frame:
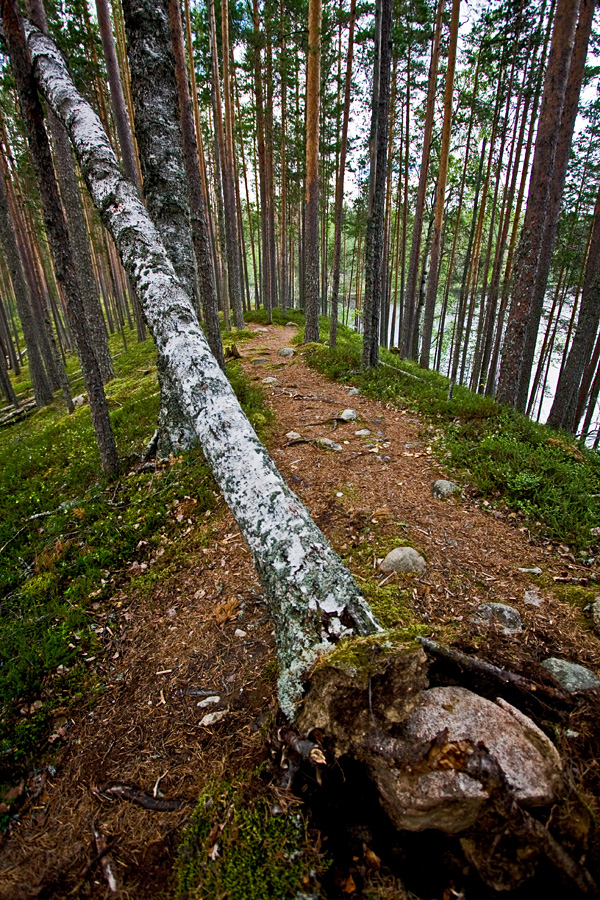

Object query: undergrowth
[0,326,273,781]
[176,773,328,900]
[299,317,600,550]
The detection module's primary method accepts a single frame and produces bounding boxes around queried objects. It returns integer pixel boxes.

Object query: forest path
[1,324,598,899]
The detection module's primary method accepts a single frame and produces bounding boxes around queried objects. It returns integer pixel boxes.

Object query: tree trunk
[401,0,444,359]
[361,0,393,369]
[95,0,142,193]
[168,0,224,370]
[522,0,594,413]
[496,0,580,410]
[547,183,600,431]
[303,0,322,343]
[1,0,119,476]
[419,0,460,369]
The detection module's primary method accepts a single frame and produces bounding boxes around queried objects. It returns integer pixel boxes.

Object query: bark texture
[303,0,322,343]
[168,0,224,370]
[361,0,393,369]
[26,21,380,718]
[496,0,580,410]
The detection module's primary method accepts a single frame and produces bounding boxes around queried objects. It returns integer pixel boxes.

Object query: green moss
[552,582,600,610]
[315,629,424,682]
[176,776,327,900]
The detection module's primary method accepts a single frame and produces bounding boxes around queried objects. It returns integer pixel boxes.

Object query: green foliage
[176,776,327,900]
[302,321,600,550]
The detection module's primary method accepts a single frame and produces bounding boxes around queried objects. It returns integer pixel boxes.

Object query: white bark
[25,22,380,718]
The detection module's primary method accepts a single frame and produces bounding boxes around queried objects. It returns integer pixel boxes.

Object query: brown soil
[1,323,599,899]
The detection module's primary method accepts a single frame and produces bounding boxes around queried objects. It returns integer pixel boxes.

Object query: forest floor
[1,323,600,899]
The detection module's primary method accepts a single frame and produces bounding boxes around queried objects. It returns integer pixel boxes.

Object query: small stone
[317,438,342,451]
[72,394,87,408]
[432,479,459,499]
[524,586,543,607]
[380,546,426,575]
[234,628,247,638]
[355,428,371,436]
[347,387,360,396]
[541,658,600,692]
[518,566,542,575]
[262,377,278,384]
[471,602,523,635]
[197,695,220,708]
[278,347,295,357]
[251,358,269,365]
[592,597,600,635]
[285,431,302,441]
[200,710,227,727]
[338,408,357,421]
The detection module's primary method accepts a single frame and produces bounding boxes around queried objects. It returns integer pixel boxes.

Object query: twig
[93,825,119,893]
[417,638,571,705]
[94,782,188,811]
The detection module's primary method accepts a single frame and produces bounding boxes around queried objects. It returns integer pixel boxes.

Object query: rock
[278,347,295,357]
[524,586,543,607]
[593,597,600,635]
[518,566,542,576]
[368,686,562,836]
[262,377,278,384]
[317,438,342,452]
[432,479,459,499]
[471,602,523,635]
[285,431,302,442]
[200,710,227,727]
[251,358,269,365]
[348,387,360,396]
[285,322,298,327]
[541,658,600,692]
[338,408,357,421]
[380,547,426,575]
[72,394,87,408]
[197,695,220,708]
[234,628,247,638]
[355,428,371,436]
[254,327,269,333]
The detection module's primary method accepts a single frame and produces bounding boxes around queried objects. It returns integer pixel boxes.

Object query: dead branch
[93,825,119,894]
[93,782,189,811]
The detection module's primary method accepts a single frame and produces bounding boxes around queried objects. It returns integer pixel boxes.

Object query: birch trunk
[25,21,380,719]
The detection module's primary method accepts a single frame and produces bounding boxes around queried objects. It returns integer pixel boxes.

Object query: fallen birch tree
[17,18,599,894]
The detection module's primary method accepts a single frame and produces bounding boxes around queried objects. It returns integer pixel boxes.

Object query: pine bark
[361,0,393,369]
[496,0,580,410]
[400,0,444,358]
[95,0,142,192]
[419,0,460,369]
[25,21,380,717]
[303,0,322,343]
[330,0,356,346]
[168,0,224,369]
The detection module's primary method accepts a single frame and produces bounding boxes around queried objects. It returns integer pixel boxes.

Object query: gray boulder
[380,546,426,575]
[285,431,302,442]
[317,438,342,452]
[278,347,295,357]
[262,376,278,384]
[338,408,357,422]
[541,658,600,692]
[471,602,523,635]
[432,479,459,499]
[369,686,562,835]
[355,429,371,436]
[348,387,360,396]
[251,357,269,365]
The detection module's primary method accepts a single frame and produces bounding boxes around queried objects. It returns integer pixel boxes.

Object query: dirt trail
[1,324,599,899]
